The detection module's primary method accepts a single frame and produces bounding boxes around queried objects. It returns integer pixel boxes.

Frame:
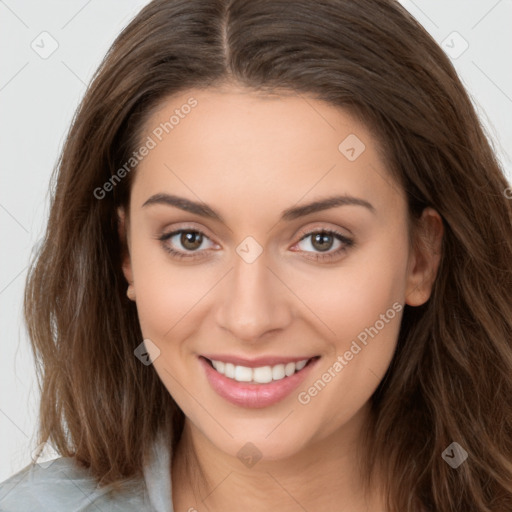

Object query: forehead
[130,86,404,218]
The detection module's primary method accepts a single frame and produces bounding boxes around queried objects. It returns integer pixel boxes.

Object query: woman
[1,0,511,510]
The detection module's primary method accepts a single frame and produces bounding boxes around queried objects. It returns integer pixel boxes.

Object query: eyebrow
[142,193,375,222]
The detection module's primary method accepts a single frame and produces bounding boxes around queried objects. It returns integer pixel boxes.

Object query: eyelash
[157,227,354,263]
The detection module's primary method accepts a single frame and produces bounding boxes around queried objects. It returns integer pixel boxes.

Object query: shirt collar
[143,430,174,512]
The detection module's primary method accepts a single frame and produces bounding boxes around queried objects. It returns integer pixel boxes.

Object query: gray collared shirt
[0,433,174,511]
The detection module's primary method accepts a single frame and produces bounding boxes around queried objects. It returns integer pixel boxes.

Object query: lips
[200,355,320,408]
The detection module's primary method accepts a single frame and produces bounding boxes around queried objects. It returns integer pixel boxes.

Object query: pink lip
[201,354,315,368]
[199,356,320,409]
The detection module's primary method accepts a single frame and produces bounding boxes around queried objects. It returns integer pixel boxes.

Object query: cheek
[289,233,409,344]
[293,237,408,431]
[129,239,214,343]
[129,246,211,406]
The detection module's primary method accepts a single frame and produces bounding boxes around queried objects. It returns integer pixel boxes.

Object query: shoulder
[0,457,152,511]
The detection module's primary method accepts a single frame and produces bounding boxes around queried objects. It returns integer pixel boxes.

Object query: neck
[171,403,387,512]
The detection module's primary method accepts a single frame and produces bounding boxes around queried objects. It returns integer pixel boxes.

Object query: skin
[118,85,443,512]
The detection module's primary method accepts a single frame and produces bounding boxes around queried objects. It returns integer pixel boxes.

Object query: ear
[405,207,444,307]
[117,207,134,287]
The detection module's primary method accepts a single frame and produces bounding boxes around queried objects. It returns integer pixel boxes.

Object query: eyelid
[158,222,218,242]
[294,223,352,241]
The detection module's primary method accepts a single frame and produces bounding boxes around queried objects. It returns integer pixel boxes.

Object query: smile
[208,358,309,383]
[199,355,320,408]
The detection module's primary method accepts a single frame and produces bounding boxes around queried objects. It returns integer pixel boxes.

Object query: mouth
[201,355,320,383]
[199,355,321,408]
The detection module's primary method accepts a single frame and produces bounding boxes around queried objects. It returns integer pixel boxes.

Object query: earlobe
[117,207,134,291]
[405,207,444,307]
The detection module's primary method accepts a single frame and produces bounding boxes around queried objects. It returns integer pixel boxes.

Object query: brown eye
[158,228,216,260]
[180,231,203,251]
[294,229,354,263]
[310,232,335,252]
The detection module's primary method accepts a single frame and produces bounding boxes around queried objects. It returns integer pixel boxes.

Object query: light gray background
[1,0,511,480]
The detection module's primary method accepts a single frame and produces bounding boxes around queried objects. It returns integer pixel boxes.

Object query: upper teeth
[211,359,309,383]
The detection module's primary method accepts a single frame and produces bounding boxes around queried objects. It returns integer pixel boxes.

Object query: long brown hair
[24,0,512,510]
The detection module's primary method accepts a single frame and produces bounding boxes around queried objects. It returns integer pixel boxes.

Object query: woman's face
[119,85,440,461]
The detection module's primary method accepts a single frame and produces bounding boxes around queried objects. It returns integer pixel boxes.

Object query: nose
[214,251,293,343]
